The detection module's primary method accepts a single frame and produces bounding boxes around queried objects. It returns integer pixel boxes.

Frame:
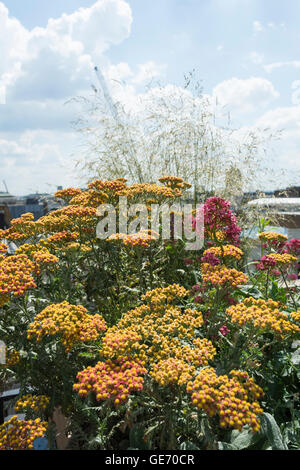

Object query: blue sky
[1,0,300,194]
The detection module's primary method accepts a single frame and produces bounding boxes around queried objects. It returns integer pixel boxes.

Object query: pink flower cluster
[201,252,221,266]
[193,197,241,246]
[285,238,300,257]
[255,256,277,271]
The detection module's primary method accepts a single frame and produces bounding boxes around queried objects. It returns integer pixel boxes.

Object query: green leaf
[218,442,238,450]
[230,428,259,450]
[129,423,152,450]
[260,413,288,450]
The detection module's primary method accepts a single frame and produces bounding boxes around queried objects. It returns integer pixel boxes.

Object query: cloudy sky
[1,0,300,195]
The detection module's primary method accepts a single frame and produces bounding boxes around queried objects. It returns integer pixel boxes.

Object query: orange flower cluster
[0,416,48,450]
[201,263,248,288]
[0,254,36,297]
[27,301,107,352]
[150,358,196,386]
[73,358,146,406]
[258,232,288,242]
[203,245,243,261]
[187,368,264,432]
[15,394,50,414]
[226,297,300,337]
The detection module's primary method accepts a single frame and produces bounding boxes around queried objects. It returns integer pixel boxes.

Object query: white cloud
[0,130,79,195]
[264,61,300,73]
[212,77,279,114]
[1,0,133,100]
[253,20,286,35]
[254,105,300,181]
[0,0,134,194]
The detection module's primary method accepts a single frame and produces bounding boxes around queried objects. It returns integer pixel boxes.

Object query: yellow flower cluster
[187,368,264,432]
[69,190,108,208]
[0,416,48,450]
[107,230,159,248]
[226,297,300,337]
[60,242,92,254]
[27,301,107,352]
[5,349,20,367]
[0,243,7,254]
[258,232,288,242]
[119,183,182,200]
[201,263,248,287]
[73,358,146,406]
[158,176,192,190]
[203,245,243,260]
[101,328,144,360]
[36,210,74,234]
[264,253,297,265]
[15,245,59,274]
[88,179,128,195]
[55,187,82,201]
[98,285,215,386]
[141,284,189,306]
[0,254,36,297]
[15,394,50,414]
[46,231,79,245]
[1,213,37,241]
[290,311,300,323]
[150,358,196,386]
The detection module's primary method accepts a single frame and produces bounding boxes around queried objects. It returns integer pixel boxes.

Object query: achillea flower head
[0,254,36,297]
[73,358,146,406]
[258,232,288,243]
[201,263,248,288]
[27,301,106,352]
[187,368,264,432]
[55,187,82,202]
[0,416,48,450]
[226,297,300,337]
[15,395,50,414]
[0,243,8,254]
[150,358,196,386]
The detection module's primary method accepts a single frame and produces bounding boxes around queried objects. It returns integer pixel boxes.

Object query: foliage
[0,178,299,450]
